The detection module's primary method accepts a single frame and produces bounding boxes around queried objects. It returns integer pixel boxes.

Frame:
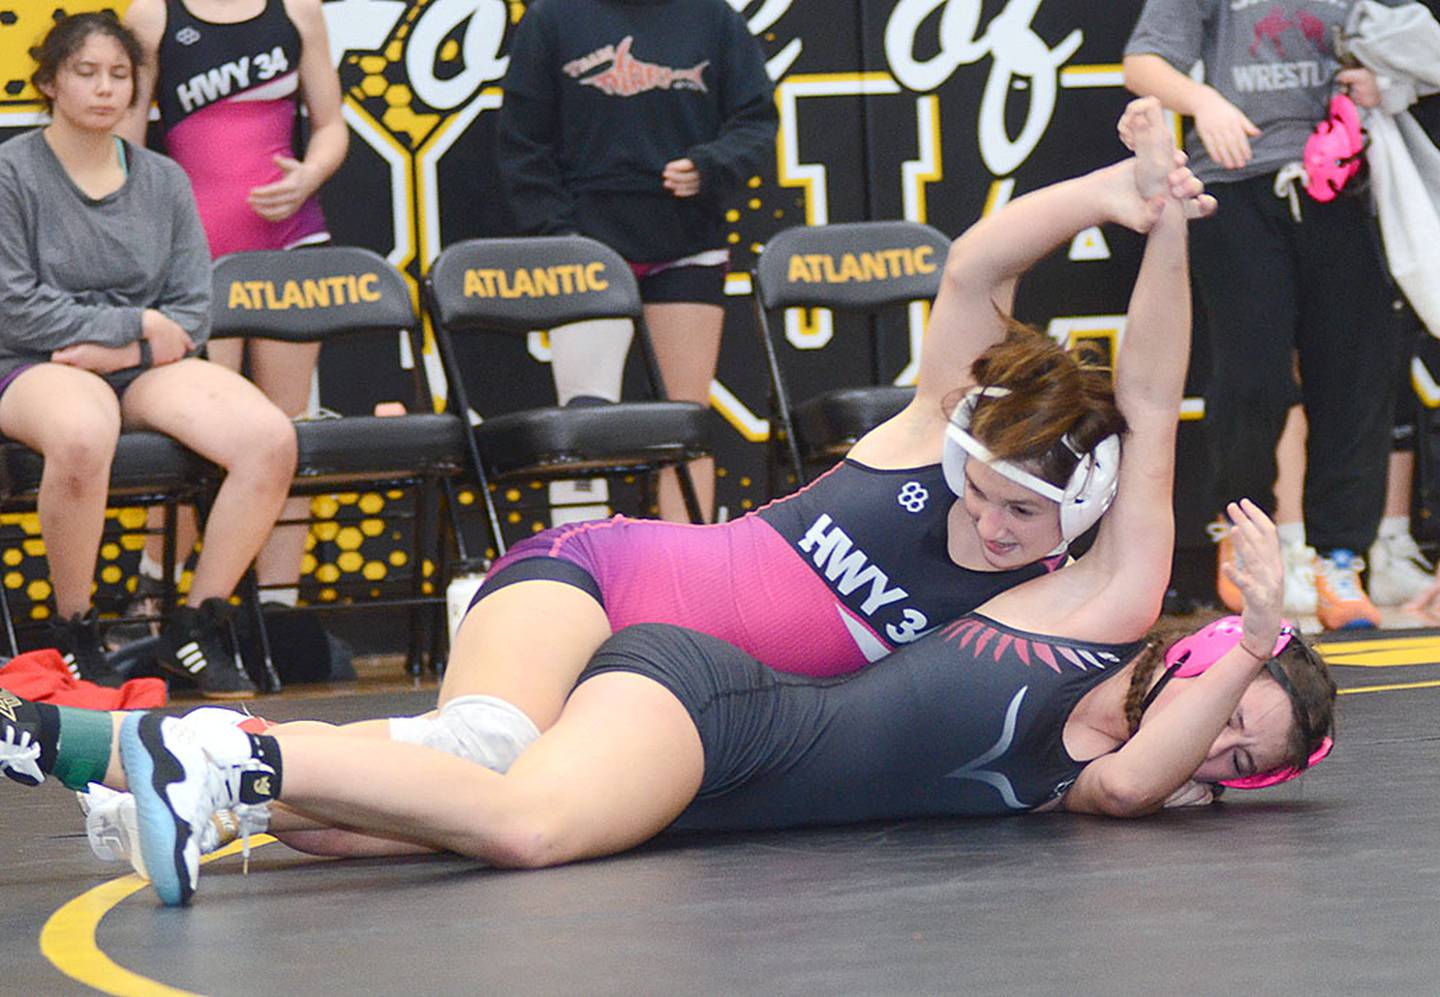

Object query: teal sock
[51,706,114,791]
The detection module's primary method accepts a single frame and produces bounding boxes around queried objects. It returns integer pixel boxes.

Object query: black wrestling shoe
[0,688,46,785]
[156,599,257,700]
[47,610,125,688]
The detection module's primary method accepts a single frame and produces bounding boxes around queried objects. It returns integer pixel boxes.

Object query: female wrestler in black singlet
[2,101,1333,908]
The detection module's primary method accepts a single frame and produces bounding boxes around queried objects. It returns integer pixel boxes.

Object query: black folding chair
[0,434,207,660]
[423,235,711,556]
[752,220,951,493]
[209,246,468,678]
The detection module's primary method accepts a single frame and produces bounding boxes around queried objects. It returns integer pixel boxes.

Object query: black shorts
[636,264,727,307]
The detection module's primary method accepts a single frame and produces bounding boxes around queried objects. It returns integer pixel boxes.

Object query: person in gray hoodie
[0,13,296,696]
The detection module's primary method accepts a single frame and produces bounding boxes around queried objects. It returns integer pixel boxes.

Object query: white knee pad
[388,695,540,773]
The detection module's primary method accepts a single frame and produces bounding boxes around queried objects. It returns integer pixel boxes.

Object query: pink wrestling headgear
[1303,93,1367,203]
[1152,616,1333,789]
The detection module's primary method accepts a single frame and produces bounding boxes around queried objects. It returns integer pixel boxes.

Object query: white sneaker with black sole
[118,712,274,906]
[79,707,258,879]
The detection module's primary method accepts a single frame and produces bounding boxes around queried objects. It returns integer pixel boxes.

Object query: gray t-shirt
[1125,0,1406,183]
[0,129,211,380]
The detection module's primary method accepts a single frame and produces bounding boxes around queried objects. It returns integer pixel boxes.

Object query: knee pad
[388,695,540,773]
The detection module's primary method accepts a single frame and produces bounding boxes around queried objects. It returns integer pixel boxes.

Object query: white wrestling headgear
[942,386,1121,543]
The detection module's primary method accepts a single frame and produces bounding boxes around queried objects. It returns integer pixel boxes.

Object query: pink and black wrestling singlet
[475,461,1056,677]
[156,0,328,256]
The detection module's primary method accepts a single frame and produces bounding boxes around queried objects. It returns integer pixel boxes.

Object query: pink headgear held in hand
[1164,616,1333,789]
[1303,93,1366,203]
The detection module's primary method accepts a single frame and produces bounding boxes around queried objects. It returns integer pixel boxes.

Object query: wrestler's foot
[1118,97,1216,222]
[119,712,274,906]
[80,708,257,878]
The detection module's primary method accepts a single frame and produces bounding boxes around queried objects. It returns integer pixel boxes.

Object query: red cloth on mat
[0,649,167,708]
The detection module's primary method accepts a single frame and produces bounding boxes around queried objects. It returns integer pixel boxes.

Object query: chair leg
[406,483,434,677]
[675,461,705,524]
[0,582,19,657]
[238,569,282,694]
[160,499,179,623]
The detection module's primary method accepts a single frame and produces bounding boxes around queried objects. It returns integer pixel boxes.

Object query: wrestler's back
[503,460,1051,677]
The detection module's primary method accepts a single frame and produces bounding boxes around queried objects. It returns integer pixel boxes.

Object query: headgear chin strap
[942,386,1121,545]
[1145,616,1333,789]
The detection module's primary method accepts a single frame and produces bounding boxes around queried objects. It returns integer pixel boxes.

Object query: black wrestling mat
[6,651,1440,996]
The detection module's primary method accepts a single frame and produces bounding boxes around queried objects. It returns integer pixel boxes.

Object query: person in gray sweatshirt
[0,12,296,697]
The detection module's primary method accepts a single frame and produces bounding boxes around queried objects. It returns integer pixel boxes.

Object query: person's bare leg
[272,672,703,865]
[435,580,612,730]
[134,337,252,588]
[0,366,121,617]
[121,359,297,601]
[1385,449,1414,518]
[1275,403,1307,529]
[248,338,322,601]
[645,301,722,522]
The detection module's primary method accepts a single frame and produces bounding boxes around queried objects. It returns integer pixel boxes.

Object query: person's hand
[1221,499,1285,657]
[1337,67,1382,109]
[662,158,702,198]
[1191,86,1262,171]
[1162,779,1216,808]
[141,308,194,365]
[51,341,141,374]
[247,155,317,221]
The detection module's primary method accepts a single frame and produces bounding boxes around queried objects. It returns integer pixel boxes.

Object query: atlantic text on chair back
[755,221,951,312]
[426,236,643,333]
[212,247,417,341]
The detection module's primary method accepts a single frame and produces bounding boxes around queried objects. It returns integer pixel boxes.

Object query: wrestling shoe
[1367,529,1435,607]
[1282,540,1318,616]
[1207,519,1243,612]
[79,707,258,878]
[118,712,274,906]
[155,598,257,699]
[1314,549,1382,630]
[47,610,125,688]
[0,689,45,786]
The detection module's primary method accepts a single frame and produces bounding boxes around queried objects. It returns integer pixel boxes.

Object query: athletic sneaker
[1282,540,1319,616]
[1207,519,1243,612]
[1367,529,1435,607]
[105,573,166,651]
[155,598,257,699]
[1314,549,1382,630]
[46,610,125,688]
[78,707,257,878]
[118,712,274,906]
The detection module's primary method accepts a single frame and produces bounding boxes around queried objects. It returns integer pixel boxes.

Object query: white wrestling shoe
[118,712,274,906]
[79,784,246,881]
[78,707,257,880]
[0,721,44,787]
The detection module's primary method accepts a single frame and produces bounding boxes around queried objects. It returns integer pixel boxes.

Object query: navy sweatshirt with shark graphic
[495,0,776,262]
